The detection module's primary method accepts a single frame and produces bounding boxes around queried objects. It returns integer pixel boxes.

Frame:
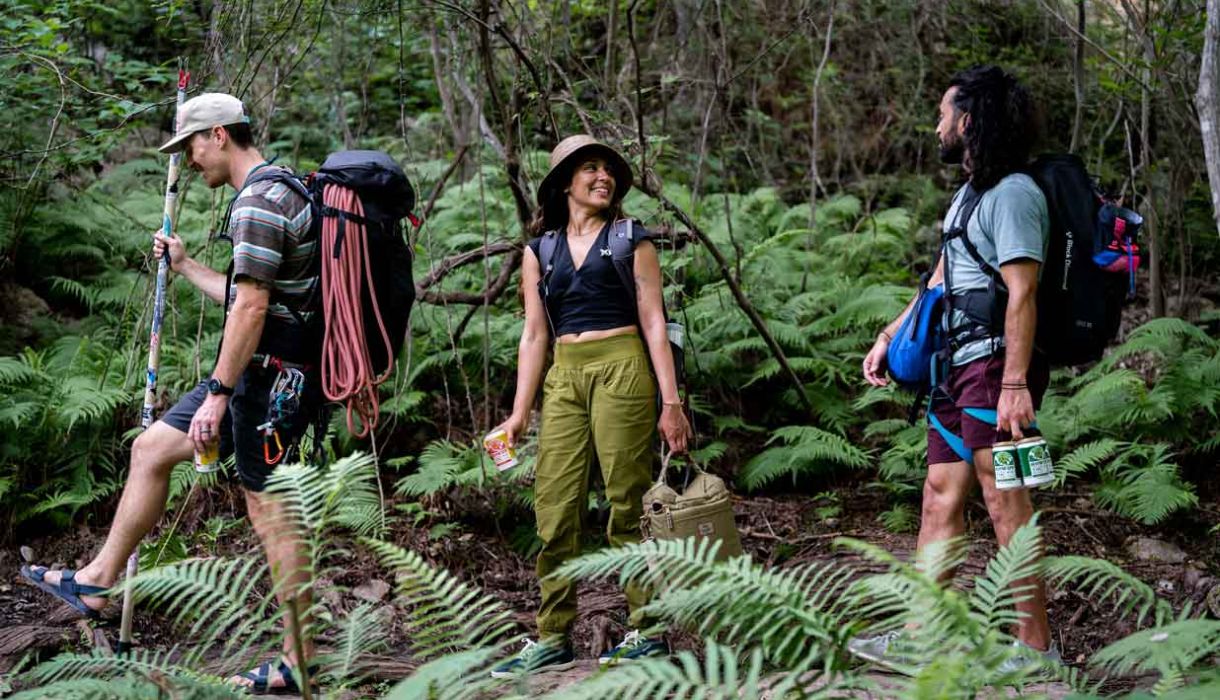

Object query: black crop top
[527,221,650,336]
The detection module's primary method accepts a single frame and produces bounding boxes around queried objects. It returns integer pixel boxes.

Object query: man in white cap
[20,92,322,694]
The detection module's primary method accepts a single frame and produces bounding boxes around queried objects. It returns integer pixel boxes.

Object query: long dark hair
[948,66,1037,189]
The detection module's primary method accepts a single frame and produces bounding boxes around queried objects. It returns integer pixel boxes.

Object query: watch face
[207,378,221,394]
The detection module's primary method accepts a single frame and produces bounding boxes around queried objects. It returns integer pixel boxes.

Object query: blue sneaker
[597,630,669,666]
[489,637,578,678]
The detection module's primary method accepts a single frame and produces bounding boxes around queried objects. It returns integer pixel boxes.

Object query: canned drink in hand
[483,429,518,471]
[1017,436,1055,487]
[194,439,220,474]
[992,441,1023,490]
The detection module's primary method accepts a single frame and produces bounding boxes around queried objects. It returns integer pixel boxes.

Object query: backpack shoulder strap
[538,229,560,284]
[609,218,639,309]
[943,184,1000,284]
[536,230,561,338]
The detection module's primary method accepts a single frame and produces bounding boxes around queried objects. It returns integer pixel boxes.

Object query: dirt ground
[3,478,1217,697]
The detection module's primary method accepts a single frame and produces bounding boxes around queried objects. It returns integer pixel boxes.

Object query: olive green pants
[535,333,657,642]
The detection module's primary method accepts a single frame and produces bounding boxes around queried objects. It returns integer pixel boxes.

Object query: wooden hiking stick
[119,61,190,655]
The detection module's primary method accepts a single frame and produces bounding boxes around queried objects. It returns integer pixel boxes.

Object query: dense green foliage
[2,0,1219,695]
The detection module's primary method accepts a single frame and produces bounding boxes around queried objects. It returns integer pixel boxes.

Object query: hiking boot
[846,630,922,675]
[597,630,669,666]
[996,640,1062,678]
[489,637,578,678]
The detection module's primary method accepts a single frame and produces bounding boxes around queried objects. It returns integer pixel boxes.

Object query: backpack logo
[600,247,612,257]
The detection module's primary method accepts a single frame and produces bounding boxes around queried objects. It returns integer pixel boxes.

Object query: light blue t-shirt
[942,173,1050,366]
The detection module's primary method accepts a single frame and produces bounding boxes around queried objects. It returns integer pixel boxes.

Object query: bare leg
[229,488,315,690]
[28,421,192,609]
[973,446,1052,651]
[917,460,975,581]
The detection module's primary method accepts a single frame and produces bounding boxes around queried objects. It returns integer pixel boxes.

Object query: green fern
[362,538,516,660]
[546,641,768,699]
[738,425,871,491]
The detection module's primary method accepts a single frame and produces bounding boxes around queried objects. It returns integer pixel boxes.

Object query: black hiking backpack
[255,151,417,435]
[537,219,686,380]
[943,154,1142,367]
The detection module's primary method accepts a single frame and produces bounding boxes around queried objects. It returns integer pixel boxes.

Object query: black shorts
[160,365,321,492]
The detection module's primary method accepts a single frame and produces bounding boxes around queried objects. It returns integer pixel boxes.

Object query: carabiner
[263,427,284,465]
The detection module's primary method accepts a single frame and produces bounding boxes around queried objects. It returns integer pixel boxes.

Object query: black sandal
[235,658,317,695]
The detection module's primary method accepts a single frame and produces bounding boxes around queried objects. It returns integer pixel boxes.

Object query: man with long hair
[857,66,1060,672]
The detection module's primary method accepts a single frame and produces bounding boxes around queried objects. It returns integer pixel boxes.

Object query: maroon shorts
[926,352,1049,465]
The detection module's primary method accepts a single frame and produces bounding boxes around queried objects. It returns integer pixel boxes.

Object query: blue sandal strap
[60,569,108,597]
[20,565,103,618]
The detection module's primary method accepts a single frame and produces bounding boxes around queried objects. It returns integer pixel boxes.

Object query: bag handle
[655,446,705,487]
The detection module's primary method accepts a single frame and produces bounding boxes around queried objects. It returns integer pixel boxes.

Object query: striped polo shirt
[226,166,317,325]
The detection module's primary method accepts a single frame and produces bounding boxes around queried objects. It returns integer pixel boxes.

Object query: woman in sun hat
[489,135,691,678]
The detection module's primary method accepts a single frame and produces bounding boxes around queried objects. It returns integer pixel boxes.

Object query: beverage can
[194,439,220,474]
[992,441,1023,490]
[1017,436,1055,487]
[483,429,518,471]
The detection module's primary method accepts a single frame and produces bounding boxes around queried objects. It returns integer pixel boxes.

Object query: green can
[1017,437,1055,487]
[992,441,1023,490]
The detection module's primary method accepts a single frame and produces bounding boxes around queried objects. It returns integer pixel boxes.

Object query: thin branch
[410,144,470,248]
[417,248,522,306]
[416,240,517,291]
[636,181,814,413]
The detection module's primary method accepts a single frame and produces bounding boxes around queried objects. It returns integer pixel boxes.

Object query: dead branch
[416,240,517,292]
[417,248,522,306]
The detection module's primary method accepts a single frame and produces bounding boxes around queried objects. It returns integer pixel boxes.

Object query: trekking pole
[119,60,190,655]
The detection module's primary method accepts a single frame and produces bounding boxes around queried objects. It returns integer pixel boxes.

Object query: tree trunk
[604,0,619,99]
[1198,0,1220,239]
[1070,0,1085,153]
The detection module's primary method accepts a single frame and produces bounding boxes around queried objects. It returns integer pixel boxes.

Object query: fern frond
[384,647,499,700]
[1042,555,1173,625]
[546,641,766,700]
[317,603,390,687]
[264,451,385,540]
[968,517,1043,631]
[1054,439,1122,486]
[738,426,870,491]
[120,556,279,668]
[1089,620,1220,690]
[362,538,516,659]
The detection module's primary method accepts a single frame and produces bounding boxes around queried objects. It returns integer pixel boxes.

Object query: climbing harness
[251,354,313,465]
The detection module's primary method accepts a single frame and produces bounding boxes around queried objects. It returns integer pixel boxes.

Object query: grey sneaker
[846,630,922,675]
[996,640,1062,677]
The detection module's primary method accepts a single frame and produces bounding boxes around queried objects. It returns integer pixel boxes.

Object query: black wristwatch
[206,377,235,396]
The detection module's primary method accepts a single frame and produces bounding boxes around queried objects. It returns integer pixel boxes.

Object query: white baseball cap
[157,92,249,154]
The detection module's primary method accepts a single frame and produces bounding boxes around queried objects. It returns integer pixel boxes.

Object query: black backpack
[259,151,417,434]
[942,154,1141,367]
[537,219,685,379]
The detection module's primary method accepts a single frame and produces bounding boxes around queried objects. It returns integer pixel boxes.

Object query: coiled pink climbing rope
[320,184,394,438]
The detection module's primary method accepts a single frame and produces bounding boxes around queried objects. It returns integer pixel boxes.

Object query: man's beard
[939,138,964,165]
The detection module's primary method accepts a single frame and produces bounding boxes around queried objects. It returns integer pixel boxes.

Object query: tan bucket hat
[537,135,634,206]
[158,93,249,154]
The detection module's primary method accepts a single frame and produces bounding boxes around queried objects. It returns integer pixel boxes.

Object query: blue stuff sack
[886,282,944,390]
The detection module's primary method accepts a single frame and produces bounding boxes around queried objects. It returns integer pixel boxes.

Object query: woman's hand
[498,412,530,449]
[658,403,692,454]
